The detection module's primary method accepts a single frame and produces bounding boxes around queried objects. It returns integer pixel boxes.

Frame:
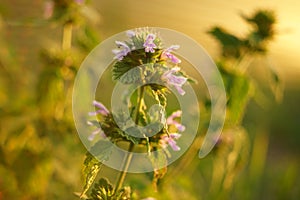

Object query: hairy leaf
[88,178,131,200]
[81,140,114,197]
[81,153,102,198]
[89,178,114,200]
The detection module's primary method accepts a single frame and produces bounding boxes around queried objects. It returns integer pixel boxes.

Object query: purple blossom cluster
[112,30,181,64]
[162,67,187,96]
[112,30,187,96]
[159,110,185,151]
[143,34,157,53]
[87,100,109,141]
[87,101,186,152]
[87,30,190,152]
[112,41,131,61]
[88,100,109,116]
[161,45,181,64]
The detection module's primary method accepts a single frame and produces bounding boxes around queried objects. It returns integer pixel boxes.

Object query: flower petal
[88,128,101,141]
[162,68,187,95]
[174,85,186,95]
[92,100,109,115]
[126,30,135,37]
[167,75,187,86]
[88,111,97,116]
[143,33,157,53]
[161,45,181,64]
[112,41,131,60]
[175,123,186,132]
[166,45,180,52]
[170,133,182,139]
[167,139,181,151]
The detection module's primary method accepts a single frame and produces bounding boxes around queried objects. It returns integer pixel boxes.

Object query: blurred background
[0,0,299,199]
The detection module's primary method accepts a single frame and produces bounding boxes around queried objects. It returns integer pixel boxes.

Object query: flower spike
[143,33,157,53]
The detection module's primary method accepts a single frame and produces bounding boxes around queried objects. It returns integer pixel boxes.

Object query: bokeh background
[0,0,299,199]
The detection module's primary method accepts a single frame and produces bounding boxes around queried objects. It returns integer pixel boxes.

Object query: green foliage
[81,153,102,198]
[218,63,252,125]
[208,27,244,58]
[100,113,141,144]
[112,50,163,82]
[0,0,102,199]
[161,9,282,200]
[89,140,114,161]
[208,9,280,118]
[151,88,168,107]
[243,10,276,39]
[88,178,131,200]
[209,9,276,57]
[112,56,138,81]
[80,140,127,198]
[89,178,114,200]
[50,0,99,26]
[75,25,101,52]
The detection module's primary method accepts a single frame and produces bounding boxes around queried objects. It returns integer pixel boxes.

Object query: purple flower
[160,133,182,151]
[74,0,84,4]
[126,30,136,38]
[167,110,186,132]
[112,41,131,61]
[88,100,109,116]
[87,121,106,141]
[143,34,157,53]
[43,1,54,19]
[161,45,181,64]
[162,67,187,95]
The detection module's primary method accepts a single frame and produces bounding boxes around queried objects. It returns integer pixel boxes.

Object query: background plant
[0,0,101,199]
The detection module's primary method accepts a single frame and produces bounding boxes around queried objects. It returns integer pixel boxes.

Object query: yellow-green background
[0,0,299,199]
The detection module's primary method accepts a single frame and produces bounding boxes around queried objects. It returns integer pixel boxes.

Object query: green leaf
[87,178,132,200]
[89,140,114,161]
[89,178,114,200]
[117,128,140,144]
[112,60,133,81]
[243,10,276,40]
[119,66,142,84]
[81,153,102,198]
[208,27,244,58]
[80,140,114,198]
[114,186,131,200]
[100,114,141,144]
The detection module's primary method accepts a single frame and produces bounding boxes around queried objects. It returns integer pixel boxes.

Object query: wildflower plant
[78,28,196,199]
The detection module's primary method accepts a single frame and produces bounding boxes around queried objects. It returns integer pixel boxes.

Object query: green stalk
[114,142,134,192]
[114,86,145,192]
[62,22,73,50]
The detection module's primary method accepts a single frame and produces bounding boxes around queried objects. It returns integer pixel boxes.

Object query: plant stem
[62,22,73,50]
[114,142,134,192]
[114,86,145,192]
[134,86,145,124]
